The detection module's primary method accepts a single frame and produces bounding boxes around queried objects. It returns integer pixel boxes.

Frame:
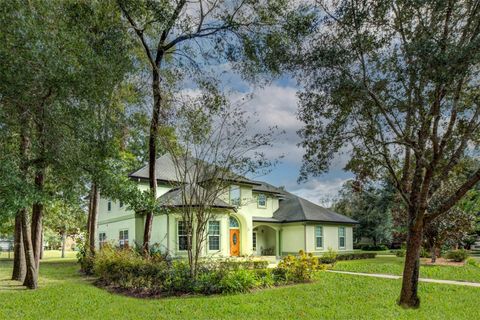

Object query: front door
[230,229,240,256]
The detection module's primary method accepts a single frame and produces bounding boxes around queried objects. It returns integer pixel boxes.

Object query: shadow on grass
[0,258,81,292]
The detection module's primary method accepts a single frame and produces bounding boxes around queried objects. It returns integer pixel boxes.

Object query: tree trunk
[61,231,66,258]
[399,225,423,308]
[143,70,162,255]
[17,112,37,289]
[21,208,38,289]
[88,182,99,256]
[40,231,44,260]
[86,183,93,251]
[31,169,44,270]
[430,244,437,264]
[12,212,26,281]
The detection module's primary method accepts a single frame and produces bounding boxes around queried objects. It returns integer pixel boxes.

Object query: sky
[219,67,354,207]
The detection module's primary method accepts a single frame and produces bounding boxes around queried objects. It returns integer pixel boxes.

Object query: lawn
[0,250,77,260]
[333,256,480,283]
[0,257,479,319]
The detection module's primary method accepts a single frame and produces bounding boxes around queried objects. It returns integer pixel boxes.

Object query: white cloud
[287,177,350,207]
[237,84,303,164]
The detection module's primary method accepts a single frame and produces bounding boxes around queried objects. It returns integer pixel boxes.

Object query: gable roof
[270,194,358,224]
[129,153,183,183]
[157,184,234,209]
[130,154,356,224]
[251,181,287,195]
[129,153,261,186]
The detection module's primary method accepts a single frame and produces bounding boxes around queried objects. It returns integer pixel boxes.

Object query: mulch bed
[421,257,465,266]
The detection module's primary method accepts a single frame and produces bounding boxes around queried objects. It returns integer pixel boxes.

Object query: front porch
[253,223,281,258]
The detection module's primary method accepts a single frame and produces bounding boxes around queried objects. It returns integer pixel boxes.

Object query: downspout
[279,229,282,257]
[166,214,170,253]
[304,223,307,252]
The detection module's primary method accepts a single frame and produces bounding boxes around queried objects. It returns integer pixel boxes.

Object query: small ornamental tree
[163,90,279,277]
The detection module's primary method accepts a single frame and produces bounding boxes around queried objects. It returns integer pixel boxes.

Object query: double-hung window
[99,232,107,248]
[119,230,129,248]
[107,201,112,212]
[315,226,323,249]
[229,185,241,206]
[338,227,346,249]
[178,221,189,251]
[257,193,267,208]
[208,221,220,251]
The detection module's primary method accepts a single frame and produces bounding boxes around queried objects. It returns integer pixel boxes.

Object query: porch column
[275,229,280,258]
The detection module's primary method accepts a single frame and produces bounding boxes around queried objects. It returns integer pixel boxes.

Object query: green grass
[0,258,479,319]
[333,256,480,283]
[354,249,396,255]
[0,250,77,260]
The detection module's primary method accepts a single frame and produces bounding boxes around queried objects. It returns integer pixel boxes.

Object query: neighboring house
[0,237,13,252]
[97,154,357,257]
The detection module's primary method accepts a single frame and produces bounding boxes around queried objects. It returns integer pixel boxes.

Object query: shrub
[194,269,226,294]
[276,250,321,283]
[466,258,479,268]
[76,237,94,275]
[216,259,268,271]
[336,252,377,260]
[219,269,258,293]
[420,247,430,258]
[319,248,338,264]
[253,269,275,288]
[93,246,283,296]
[446,249,469,262]
[353,243,363,250]
[395,249,406,257]
[271,266,287,284]
[361,244,388,251]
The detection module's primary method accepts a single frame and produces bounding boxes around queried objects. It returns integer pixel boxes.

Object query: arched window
[229,216,239,228]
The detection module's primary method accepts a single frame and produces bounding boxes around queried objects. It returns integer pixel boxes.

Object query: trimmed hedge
[395,249,406,257]
[318,251,377,264]
[360,244,388,251]
[336,252,377,261]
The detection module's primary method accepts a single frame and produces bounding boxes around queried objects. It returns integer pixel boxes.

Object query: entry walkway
[327,270,480,287]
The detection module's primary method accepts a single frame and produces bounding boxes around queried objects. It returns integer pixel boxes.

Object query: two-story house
[97,153,357,257]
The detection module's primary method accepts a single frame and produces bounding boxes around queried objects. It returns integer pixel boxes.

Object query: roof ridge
[296,197,309,220]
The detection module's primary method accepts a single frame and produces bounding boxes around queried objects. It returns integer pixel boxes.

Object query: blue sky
[218,67,354,206]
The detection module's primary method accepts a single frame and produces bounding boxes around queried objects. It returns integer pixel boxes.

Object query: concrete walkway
[327,270,480,288]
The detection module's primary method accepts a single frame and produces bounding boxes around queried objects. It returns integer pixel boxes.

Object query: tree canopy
[293,0,480,307]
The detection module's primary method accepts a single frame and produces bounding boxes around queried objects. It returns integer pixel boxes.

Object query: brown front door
[230,229,240,256]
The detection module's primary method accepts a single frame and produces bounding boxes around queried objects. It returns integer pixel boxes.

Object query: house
[97,154,357,257]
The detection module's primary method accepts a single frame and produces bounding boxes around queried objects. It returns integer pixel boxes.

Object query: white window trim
[257,193,267,209]
[229,185,241,206]
[338,226,346,250]
[99,232,107,248]
[177,220,189,252]
[207,220,221,252]
[119,229,129,247]
[229,216,240,229]
[315,225,323,250]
